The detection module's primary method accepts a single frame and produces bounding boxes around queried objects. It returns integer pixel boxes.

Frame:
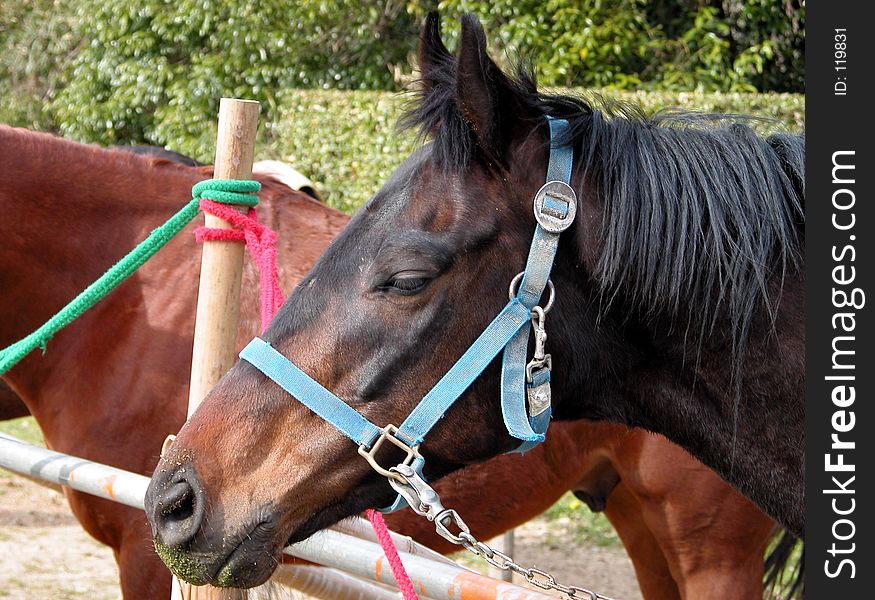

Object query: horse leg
[613,431,775,600]
[601,483,681,600]
[117,520,172,599]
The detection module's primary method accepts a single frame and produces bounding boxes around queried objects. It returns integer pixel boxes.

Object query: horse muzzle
[145,458,280,587]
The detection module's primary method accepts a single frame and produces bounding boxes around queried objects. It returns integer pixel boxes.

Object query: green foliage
[1,1,803,153]
[434,0,660,90]
[434,0,804,93]
[2,3,803,212]
[0,0,77,129]
[0,417,44,446]
[268,88,803,213]
[12,0,419,154]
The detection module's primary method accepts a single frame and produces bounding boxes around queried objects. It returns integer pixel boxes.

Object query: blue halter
[239,116,576,511]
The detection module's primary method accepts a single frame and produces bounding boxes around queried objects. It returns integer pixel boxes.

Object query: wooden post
[187,98,260,415]
[488,530,515,583]
[174,98,260,600]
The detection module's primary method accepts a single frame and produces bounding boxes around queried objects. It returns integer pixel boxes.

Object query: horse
[144,12,805,590]
[0,125,797,598]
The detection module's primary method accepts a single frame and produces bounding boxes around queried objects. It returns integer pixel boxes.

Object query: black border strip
[806,1,873,594]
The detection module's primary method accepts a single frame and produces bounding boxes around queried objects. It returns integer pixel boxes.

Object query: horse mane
[401,64,805,382]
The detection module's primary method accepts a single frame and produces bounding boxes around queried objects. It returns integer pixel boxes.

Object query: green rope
[0,179,260,376]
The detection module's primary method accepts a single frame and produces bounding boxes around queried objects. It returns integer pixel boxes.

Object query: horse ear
[418,12,452,97]
[455,13,523,159]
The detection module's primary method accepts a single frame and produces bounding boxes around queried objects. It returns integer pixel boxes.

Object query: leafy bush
[46,0,419,153]
[267,88,804,213]
[1,1,804,212]
[0,0,77,129]
[434,0,805,92]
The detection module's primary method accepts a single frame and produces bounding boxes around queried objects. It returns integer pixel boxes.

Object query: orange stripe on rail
[99,474,117,500]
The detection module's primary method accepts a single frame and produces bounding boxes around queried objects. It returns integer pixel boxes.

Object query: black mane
[402,63,805,382]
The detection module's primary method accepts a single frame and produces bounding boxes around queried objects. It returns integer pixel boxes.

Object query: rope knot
[193,179,283,332]
[192,179,261,207]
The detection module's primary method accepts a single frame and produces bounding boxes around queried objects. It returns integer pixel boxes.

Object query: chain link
[387,464,616,600]
[440,509,615,600]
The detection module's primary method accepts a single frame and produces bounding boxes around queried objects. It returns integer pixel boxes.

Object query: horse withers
[145,12,804,589]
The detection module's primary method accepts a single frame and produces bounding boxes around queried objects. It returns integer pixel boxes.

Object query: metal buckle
[526,355,553,383]
[357,424,420,483]
[433,509,472,545]
[533,180,577,233]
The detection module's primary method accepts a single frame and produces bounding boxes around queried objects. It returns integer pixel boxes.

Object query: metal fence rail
[0,432,554,600]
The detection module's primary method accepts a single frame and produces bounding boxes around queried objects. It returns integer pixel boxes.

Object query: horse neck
[553,121,805,535]
[560,239,805,536]
[0,127,205,397]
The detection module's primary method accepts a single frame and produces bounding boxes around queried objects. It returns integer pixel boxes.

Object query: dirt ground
[0,472,642,600]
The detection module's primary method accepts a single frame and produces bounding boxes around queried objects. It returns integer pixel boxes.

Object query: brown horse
[0,124,342,597]
[144,13,804,591]
[388,422,777,599]
[1,125,786,598]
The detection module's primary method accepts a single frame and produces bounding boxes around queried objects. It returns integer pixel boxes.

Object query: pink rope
[196,198,419,599]
[366,509,420,599]
[196,199,284,332]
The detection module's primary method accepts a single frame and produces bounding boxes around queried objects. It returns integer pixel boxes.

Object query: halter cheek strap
[239,116,576,511]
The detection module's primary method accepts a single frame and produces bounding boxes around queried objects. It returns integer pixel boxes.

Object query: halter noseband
[239,116,575,511]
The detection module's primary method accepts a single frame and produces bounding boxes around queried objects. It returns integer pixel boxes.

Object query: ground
[0,417,642,599]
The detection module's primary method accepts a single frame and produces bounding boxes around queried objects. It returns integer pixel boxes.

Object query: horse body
[386,422,776,599]
[143,13,804,589]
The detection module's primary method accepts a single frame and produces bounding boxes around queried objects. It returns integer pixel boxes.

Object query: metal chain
[388,464,616,600]
[442,512,615,600]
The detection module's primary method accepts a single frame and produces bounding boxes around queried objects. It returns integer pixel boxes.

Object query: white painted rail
[0,433,554,600]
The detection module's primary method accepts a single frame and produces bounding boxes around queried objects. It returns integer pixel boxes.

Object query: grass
[0,417,44,481]
[0,416,44,446]
[542,492,622,548]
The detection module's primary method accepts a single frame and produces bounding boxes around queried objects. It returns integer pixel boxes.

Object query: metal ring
[508,272,556,313]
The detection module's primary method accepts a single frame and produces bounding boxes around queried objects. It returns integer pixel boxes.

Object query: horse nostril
[148,467,207,549]
[163,482,195,522]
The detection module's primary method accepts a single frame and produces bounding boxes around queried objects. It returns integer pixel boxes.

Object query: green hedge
[262,89,804,214]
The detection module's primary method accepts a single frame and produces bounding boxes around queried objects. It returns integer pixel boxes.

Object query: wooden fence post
[174,97,260,600]
[488,530,515,582]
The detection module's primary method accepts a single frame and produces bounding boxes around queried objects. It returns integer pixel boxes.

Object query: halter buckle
[357,424,421,483]
[533,180,577,233]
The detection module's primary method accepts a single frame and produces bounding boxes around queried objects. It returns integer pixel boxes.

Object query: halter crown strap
[501,116,574,451]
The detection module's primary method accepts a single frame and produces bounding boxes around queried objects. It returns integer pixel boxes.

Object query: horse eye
[382,273,431,294]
